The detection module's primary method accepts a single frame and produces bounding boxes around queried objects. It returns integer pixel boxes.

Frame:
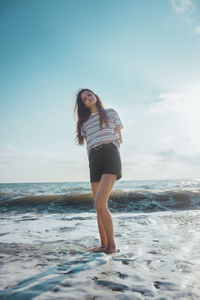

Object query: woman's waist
[88,141,120,157]
[91,142,115,151]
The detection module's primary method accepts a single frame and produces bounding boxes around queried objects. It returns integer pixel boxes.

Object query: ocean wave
[0,189,200,213]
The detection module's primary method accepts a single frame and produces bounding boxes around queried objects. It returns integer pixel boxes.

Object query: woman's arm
[115,126,122,144]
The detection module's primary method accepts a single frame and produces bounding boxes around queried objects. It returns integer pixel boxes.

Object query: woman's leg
[94,173,117,254]
[91,181,107,249]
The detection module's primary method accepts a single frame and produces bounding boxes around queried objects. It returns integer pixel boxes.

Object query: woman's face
[81,90,97,108]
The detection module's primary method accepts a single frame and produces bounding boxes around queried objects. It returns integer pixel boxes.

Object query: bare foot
[87,246,107,253]
[103,248,120,254]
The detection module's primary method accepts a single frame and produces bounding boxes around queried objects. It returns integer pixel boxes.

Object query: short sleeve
[80,125,86,138]
[113,109,123,129]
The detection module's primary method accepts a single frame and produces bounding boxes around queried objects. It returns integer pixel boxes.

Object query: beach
[0,179,200,299]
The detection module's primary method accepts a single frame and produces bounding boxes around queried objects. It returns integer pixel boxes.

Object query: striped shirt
[81,108,123,156]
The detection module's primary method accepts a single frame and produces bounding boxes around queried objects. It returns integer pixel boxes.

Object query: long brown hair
[73,88,110,145]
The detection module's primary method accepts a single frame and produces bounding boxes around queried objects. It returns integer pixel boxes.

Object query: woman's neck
[90,105,98,114]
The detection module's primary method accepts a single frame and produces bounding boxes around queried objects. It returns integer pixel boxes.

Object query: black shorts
[89,142,122,183]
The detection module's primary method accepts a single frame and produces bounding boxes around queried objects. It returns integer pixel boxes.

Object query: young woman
[74,88,123,254]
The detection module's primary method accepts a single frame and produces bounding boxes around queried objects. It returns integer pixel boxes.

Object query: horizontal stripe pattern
[81,108,123,156]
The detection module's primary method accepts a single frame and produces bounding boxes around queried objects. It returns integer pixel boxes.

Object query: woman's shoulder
[105,108,117,114]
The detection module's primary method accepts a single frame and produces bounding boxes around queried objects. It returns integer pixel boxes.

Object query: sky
[0,0,200,183]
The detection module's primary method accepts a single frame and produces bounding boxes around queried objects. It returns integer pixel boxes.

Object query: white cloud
[194,25,200,34]
[126,119,134,127]
[0,144,34,163]
[0,144,88,182]
[121,84,200,179]
[170,0,196,14]
[147,85,200,152]
[170,0,200,36]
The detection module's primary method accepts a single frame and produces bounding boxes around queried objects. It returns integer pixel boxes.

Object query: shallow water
[0,210,200,299]
[0,180,200,299]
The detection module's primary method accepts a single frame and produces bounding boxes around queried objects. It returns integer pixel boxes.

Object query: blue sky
[0,0,200,182]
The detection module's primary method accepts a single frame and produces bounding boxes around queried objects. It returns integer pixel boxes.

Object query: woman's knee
[94,200,107,213]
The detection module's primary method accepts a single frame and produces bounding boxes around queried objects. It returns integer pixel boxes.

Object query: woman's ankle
[106,243,116,250]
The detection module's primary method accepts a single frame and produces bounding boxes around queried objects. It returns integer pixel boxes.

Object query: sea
[0,179,200,299]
